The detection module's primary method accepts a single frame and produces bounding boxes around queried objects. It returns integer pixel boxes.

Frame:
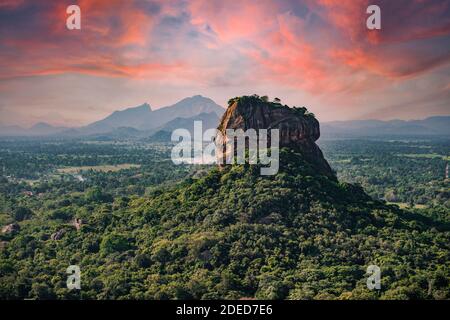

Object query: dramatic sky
[1,0,450,126]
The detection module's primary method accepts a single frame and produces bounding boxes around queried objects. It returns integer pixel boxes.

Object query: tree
[30,282,54,299]
[85,187,113,203]
[13,207,32,221]
[100,233,131,255]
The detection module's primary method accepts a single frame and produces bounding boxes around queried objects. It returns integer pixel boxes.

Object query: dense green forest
[319,138,449,210]
[0,137,448,299]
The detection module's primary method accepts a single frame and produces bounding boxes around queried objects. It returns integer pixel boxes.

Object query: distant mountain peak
[31,122,54,129]
[113,102,152,114]
[169,94,218,105]
[133,102,151,111]
[79,96,224,135]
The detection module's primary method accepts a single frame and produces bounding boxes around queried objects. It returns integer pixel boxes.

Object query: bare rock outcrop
[2,223,20,235]
[51,229,65,241]
[71,218,82,231]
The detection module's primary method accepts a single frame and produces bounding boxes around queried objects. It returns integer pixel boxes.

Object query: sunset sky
[1,0,450,127]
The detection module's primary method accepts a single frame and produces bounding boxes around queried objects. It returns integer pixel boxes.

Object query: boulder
[72,218,82,231]
[51,229,65,240]
[1,223,20,234]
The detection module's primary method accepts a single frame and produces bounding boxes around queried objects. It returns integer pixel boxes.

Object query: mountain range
[83,95,223,135]
[0,95,224,137]
[0,95,448,138]
[0,122,69,137]
[321,117,450,138]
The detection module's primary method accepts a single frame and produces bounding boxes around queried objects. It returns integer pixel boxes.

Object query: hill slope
[83,103,152,134]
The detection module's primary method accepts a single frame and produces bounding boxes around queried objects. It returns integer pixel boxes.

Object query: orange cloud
[0,0,162,80]
[315,0,450,78]
[1,0,450,96]
[188,0,278,43]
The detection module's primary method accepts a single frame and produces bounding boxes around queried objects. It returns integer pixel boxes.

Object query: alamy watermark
[366,5,381,30]
[171,121,279,176]
[366,264,381,290]
[66,265,81,290]
[66,4,379,31]
[66,5,81,30]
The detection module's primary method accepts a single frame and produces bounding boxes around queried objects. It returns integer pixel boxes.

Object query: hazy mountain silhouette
[321,116,450,138]
[80,95,224,135]
[0,122,68,136]
[0,97,448,138]
[83,103,152,134]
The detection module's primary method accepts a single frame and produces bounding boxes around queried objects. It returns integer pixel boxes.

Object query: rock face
[1,223,20,235]
[51,229,65,241]
[217,96,334,176]
[71,218,82,231]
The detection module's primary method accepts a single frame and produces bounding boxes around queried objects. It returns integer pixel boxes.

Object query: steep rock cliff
[217,96,333,176]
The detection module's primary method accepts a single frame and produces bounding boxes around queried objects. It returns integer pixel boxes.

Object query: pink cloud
[184,0,450,95]
[0,0,162,79]
[188,0,279,43]
[310,0,450,79]
[1,0,450,96]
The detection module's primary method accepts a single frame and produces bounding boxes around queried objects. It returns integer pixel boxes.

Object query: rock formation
[71,218,82,231]
[51,229,65,241]
[1,223,20,234]
[217,96,334,176]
